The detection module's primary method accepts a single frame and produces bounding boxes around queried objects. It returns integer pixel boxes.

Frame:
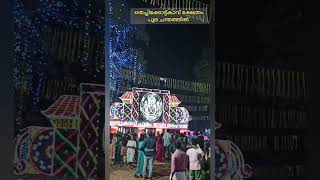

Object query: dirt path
[110,161,171,180]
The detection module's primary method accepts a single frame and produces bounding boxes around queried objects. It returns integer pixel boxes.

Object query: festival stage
[109,87,191,136]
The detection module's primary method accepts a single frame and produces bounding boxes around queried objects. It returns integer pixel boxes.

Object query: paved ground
[110,160,171,180]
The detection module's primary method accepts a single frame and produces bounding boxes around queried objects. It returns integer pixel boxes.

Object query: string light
[13,0,104,111]
[108,0,145,99]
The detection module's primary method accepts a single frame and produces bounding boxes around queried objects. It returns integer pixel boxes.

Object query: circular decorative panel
[140,92,163,122]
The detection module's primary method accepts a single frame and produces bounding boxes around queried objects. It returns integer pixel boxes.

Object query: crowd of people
[110,128,211,180]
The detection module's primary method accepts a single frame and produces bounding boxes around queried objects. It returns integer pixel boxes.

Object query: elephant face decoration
[140,92,163,122]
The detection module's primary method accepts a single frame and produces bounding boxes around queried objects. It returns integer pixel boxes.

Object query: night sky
[144,24,210,80]
[129,0,211,81]
[216,0,268,64]
[130,0,304,79]
[137,0,266,80]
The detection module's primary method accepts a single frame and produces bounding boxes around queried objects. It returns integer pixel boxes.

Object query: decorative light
[140,92,163,122]
[108,0,145,99]
[13,0,104,111]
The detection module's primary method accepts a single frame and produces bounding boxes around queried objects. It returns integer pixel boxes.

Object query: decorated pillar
[162,94,170,123]
[132,89,141,121]
[78,83,105,178]
[120,92,134,121]
[41,95,80,177]
[168,95,181,123]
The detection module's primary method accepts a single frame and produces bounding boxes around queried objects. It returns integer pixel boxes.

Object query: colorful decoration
[110,87,191,129]
[14,127,31,175]
[110,102,123,120]
[229,141,253,179]
[213,122,253,180]
[41,95,80,120]
[13,127,55,176]
[163,94,171,123]
[140,92,163,122]
[168,95,181,107]
[176,107,191,124]
[41,95,80,177]
[15,83,105,178]
[108,0,146,97]
[29,128,54,176]
[215,141,229,179]
[120,92,134,104]
[214,140,253,180]
[120,92,134,121]
[78,83,104,178]
[52,129,78,177]
[110,121,188,129]
[122,102,133,122]
[13,0,104,111]
[132,90,141,121]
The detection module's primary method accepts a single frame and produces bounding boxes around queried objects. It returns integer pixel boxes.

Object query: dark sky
[144,24,210,80]
[216,0,268,63]
[130,0,294,80]
[139,0,267,80]
[129,0,211,81]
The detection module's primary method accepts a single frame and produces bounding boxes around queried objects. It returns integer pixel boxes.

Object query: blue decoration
[108,0,145,98]
[13,0,104,111]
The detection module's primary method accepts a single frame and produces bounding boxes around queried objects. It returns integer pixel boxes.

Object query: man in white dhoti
[126,135,137,164]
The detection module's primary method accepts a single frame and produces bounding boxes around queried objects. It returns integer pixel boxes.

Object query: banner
[141,0,211,24]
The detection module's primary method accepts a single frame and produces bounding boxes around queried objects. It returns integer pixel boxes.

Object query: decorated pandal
[14,83,105,178]
[110,87,191,135]
[110,88,253,180]
[13,83,253,180]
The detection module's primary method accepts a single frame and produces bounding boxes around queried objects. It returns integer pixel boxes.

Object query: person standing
[121,131,129,166]
[204,142,210,161]
[141,131,156,179]
[115,133,123,164]
[200,159,210,180]
[155,132,164,161]
[170,141,188,180]
[177,133,187,152]
[163,129,171,160]
[110,133,116,164]
[135,135,145,178]
[169,138,176,158]
[133,133,139,163]
[197,132,205,151]
[186,139,204,180]
[126,135,137,165]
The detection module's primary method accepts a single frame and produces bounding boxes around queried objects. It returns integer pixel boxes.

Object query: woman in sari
[134,135,145,178]
[155,132,164,161]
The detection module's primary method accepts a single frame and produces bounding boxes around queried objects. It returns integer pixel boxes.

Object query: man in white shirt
[186,139,204,180]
